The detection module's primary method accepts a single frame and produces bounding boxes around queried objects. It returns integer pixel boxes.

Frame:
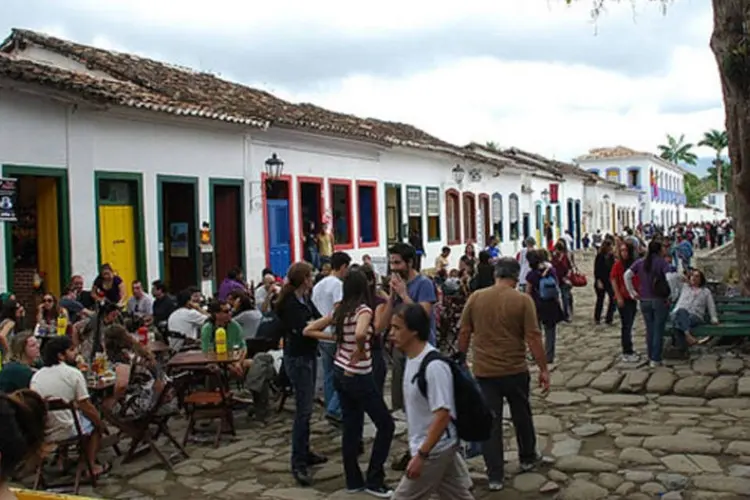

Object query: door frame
[296,176,324,256]
[261,173,296,269]
[94,171,148,285]
[2,164,71,293]
[156,175,200,284]
[384,183,403,244]
[209,178,247,279]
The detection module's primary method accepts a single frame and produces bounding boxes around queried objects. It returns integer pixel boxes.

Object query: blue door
[359,187,374,244]
[267,199,291,277]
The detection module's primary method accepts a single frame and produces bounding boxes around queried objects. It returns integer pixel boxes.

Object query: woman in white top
[304,269,395,497]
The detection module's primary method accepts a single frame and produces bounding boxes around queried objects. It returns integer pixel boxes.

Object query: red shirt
[610,260,636,300]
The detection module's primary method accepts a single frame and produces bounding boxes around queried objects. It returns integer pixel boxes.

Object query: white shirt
[167,308,207,339]
[518,248,532,286]
[30,363,90,441]
[127,294,154,316]
[312,275,343,341]
[564,233,574,250]
[403,344,457,457]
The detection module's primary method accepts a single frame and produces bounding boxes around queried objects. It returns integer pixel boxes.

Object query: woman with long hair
[670,269,719,352]
[625,239,671,367]
[610,240,639,362]
[304,269,395,497]
[36,293,70,336]
[275,262,327,486]
[0,389,48,499]
[470,250,495,291]
[593,239,616,325]
[551,239,574,321]
[0,299,25,365]
[229,290,262,340]
[91,263,126,307]
[526,249,565,364]
[0,332,40,393]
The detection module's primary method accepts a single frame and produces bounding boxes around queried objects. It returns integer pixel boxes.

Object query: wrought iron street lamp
[452,164,465,184]
[265,153,284,183]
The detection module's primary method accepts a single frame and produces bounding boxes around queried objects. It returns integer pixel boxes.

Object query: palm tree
[657,134,698,166]
[698,129,729,191]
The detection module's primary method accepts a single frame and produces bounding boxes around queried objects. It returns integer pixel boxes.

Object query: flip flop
[85,461,111,479]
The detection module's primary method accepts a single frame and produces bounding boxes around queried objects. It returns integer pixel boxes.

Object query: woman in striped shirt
[304,269,395,498]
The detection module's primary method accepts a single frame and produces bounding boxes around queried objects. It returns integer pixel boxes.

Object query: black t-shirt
[153,296,177,324]
[278,294,320,358]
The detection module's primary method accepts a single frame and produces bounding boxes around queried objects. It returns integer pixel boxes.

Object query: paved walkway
[30,253,750,499]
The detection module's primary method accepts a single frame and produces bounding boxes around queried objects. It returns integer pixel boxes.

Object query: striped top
[333,304,373,375]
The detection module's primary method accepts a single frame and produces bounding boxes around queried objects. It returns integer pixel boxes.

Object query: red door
[213,185,242,283]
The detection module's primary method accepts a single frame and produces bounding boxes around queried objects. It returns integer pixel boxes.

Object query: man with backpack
[390,303,475,500]
[458,257,551,492]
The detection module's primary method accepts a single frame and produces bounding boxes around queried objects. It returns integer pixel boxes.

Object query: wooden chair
[33,399,95,495]
[180,367,235,448]
[103,374,189,471]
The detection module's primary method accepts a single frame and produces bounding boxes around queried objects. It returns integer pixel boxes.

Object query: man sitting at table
[202,300,276,411]
[30,336,110,478]
[168,290,209,350]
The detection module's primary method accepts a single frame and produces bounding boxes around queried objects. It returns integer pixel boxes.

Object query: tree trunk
[716,156,722,191]
[710,0,750,295]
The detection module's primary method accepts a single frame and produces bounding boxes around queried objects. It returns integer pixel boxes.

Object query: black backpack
[413,351,493,442]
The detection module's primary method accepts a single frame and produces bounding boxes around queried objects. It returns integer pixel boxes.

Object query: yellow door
[36,177,61,296]
[98,205,137,300]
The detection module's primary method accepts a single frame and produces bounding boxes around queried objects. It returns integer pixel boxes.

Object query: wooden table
[167,350,243,368]
[87,378,115,392]
[148,340,170,353]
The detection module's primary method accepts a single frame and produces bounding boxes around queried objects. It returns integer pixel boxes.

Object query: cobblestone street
[47,252,750,500]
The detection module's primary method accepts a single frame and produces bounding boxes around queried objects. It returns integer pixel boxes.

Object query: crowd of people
[0,215,732,499]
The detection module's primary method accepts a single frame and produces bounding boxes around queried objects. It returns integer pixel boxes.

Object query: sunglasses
[43,298,54,303]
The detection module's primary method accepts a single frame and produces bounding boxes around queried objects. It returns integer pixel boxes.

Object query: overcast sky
[0,0,722,169]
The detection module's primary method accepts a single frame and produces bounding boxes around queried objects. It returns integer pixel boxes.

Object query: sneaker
[648,361,662,368]
[621,353,640,363]
[292,468,312,487]
[306,452,328,466]
[488,481,504,491]
[391,451,410,471]
[520,456,541,473]
[346,487,365,494]
[365,485,394,498]
[232,390,254,403]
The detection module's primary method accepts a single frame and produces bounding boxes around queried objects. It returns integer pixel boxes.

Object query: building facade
[575,147,688,228]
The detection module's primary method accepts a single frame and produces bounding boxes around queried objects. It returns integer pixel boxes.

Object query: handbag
[569,268,588,287]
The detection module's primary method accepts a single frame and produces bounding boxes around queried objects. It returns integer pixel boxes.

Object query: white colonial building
[575,146,688,228]
[0,29,640,310]
[681,192,729,223]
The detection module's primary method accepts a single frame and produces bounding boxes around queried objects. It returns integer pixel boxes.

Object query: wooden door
[98,205,137,298]
[36,177,61,296]
[213,185,242,282]
[267,199,291,277]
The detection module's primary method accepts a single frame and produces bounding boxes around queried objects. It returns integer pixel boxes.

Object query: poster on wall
[0,177,18,222]
[169,222,189,258]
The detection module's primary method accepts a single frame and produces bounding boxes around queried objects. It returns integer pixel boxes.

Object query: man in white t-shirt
[31,336,108,477]
[516,237,536,293]
[167,290,209,350]
[390,303,473,499]
[311,251,351,422]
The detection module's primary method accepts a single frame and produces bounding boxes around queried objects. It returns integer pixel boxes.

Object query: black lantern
[452,164,465,184]
[265,153,284,184]
[541,188,550,205]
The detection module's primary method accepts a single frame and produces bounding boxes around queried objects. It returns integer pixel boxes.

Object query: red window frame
[328,178,354,250]
[356,180,379,249]
[462,192,476,243]
[261,173,297,267]
[445,188,461,245]
[296,176,324,257]
[478,193,490,243]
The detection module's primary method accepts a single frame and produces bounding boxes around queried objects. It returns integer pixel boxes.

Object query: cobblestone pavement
[25,252,750,499]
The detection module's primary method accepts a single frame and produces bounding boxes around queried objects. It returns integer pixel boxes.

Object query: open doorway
[3,167,71,313]
[211,179,245,286]
[574,200,582,248]
[158,176,199,293]
[298,177,323,261]
[522,213,530,241]
[96,173,147,300]
[385,183,403,245]
[265,176,293,277]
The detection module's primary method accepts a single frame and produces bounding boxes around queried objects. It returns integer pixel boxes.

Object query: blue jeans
[284,354,317,471]
[618,299,637,355]
[640,299,669,362]
[672,308,703,350]
[319,341,341,418]
[560,285,573,320]
[333,368,394,490]
[543,323,557,363]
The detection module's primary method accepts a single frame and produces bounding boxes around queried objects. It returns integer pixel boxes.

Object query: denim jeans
[284,354,317,471]
[477,373,537,483]
[371,345,387,396]
[594,284,616,324]
[618,299,637,355]
[560,284,573,320]
[333,367,395,490]
[640,299,669,362]
[543,323,557,364]
[672,308,703,350]
[318,341,341,418]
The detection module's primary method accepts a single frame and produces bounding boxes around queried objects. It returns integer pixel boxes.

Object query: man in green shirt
[200,301,250,379]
